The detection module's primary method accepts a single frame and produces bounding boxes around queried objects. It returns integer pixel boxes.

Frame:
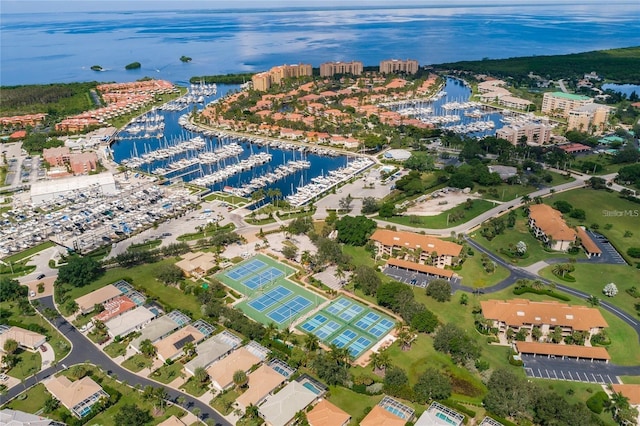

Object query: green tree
[139,339,157,359]
[155,263,184,285]
[378,202,395,218]
[410,309,439,333]
[282,245,298,260]
[0,277,27,302]
[352,265,381,296]
[3,339,19,355]
[338,194,354,212]
[55,255,104,287]
[426,279,452,302]
[43,395,60,413]
[113,404,152,426]
[413,368,452,403]
[233,369,248,389]
[404,151,435,172]
[334,215,377,246]
[433,323,480,364]
[383,366,411,400]
[483,368,531,419]
[361,197,380,214]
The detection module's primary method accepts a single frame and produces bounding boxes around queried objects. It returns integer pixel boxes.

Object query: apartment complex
[42,146,98,175]
[528,204,577,251]
[496,122,553,145]
[567,103,612,133]
[481,299,608,341]
[379,59,419,75]
[370,229,463,268]
[541,92,593,118]
[477,80,533,111]
[319,61,363,77]
[251,63,313,91]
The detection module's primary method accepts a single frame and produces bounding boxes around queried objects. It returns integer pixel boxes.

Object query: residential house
[44,375,109,418]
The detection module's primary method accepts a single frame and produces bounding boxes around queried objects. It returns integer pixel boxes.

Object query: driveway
[522,354,640,384]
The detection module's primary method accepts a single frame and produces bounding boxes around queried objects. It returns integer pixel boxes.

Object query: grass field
[456,251,511,288]
[570,153,627,175]
[379,199,496,229]
[5,384,58,415]
[538,263,640,319]
[6,349,41,380]
[217,254,326,329]
[151,362,184,384]
[121,354,153,373]
[327,386,384,425]
[543,188,640,261]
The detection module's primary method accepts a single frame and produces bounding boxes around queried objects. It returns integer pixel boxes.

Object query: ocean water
[2,2,640,86]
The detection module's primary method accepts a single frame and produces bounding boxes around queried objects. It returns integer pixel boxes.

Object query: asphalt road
[522,354,640,383]
[0,296,231,426]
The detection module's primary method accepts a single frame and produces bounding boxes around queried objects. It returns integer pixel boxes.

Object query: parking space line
[567,371,573,380]
[561,371,566,380]
[583,373,589,382]
[552,370,558,379]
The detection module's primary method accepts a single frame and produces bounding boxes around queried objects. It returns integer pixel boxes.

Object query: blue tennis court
[300,314,328,332]
[326,298,351,315]
[267,295,313,324]
[226,258,267,281]
[331,329,358,348]
[354,312,380,331]
[248,286,292,312]
[314,321,341,339]
[339,304,365,321]
[242,267,284,290]
[369,318,395,337]
[348,336,372,357]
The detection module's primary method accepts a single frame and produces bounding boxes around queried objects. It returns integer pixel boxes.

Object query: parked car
[36,273,45,280]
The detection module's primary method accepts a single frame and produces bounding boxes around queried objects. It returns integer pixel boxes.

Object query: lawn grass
[104,340,128,358]
[477,173,572,202]
[327,386,383,425]
[150,362,185,384]
[538,263,640,319]
[5,383,51,413]
[67,259,204,320]
[121,354,153,373]
[203,192,249,205]
[0,301,70,362]
[2,241,55,263]
[210,389,240,415]
[620,375,640,384]
[341,245,378,269]
[543,188,640,261]
[470,209,581,267]
[456,250,510,288]
[180,377,209,397]
[6,349,41,380]
[570,153,627,175]
[379,199,496,229]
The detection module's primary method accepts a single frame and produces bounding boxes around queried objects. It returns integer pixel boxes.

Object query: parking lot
[586,229,627,265]
[522,355,619,384]
[383,265,461,288]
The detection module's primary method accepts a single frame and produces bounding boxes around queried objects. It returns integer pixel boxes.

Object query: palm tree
[245,404,259,419]
[139,339,157,359]
[335,266,346,286]
[177,396,186,406]
[182,341,196,358]
[531,280,544,290]
[264,322,278,341]
[396,324,414,351]
[552,263,569,278]
[370,350,390,375]
[587,295,600,307]
[304,333,319,352]
[605,391,631,421]
[233,370,248,390]
[520,194,531,205]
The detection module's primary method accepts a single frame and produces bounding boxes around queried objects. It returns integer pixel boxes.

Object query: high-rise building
[379,59,419,75]
[319,61,363,77]
[567,103,611,133]
[252,63,313,91]
[541,92,593,118]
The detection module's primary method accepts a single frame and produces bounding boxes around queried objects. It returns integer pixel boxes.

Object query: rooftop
[515,341,610,360]
[184,330,242,374]
[575,226,602,255]
[105,306,156,338]
[236,364,287,407]
[307,399,351,426]
[155,325,205,361]
[360,405,406,426]
[481,299,608,331]
[259,381,319,426]
[611,384,640,405]
[371,229,463,257]
[528,204,577,242]
[44,375,104,411]
[546,92,591,101]
[75,284,122,312]
[0,326,46,350]
[206,347,261,389]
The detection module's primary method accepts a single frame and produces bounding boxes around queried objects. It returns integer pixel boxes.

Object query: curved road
[0,296,231,426]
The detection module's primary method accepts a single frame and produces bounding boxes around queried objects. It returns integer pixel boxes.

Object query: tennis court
[297,296,396,359]
[242,267,284,290]
[225,258,267,281]
[217,254,326,328]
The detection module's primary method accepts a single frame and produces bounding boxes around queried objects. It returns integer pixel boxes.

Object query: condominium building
[370,229,462,268]
[567,103,611,133]
[496,122,553,145]
[481,299,608,341]
[252,63,313,91]
[528,204,576,251]
[320,61,363,77]
[541,92,593,118]
[379,59,419,75]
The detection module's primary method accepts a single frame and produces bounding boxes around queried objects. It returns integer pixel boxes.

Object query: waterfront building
[477,79,532,110]
[541,92,593,118]
[481,299,608,341]
[379,59,419,75]
[252,63,313,91]
[496,122,553,145]
[370,229,463,268]
[567,103,612,133]
[0,113,47,130]
[528,204,577,251]
[319,61,363,77]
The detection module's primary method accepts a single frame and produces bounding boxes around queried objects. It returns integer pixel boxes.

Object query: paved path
[0,296,231,426]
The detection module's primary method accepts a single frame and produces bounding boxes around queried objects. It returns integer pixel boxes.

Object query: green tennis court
[215,254,326,329]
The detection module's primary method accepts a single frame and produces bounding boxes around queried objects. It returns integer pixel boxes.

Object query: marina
[111,84,366,203]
